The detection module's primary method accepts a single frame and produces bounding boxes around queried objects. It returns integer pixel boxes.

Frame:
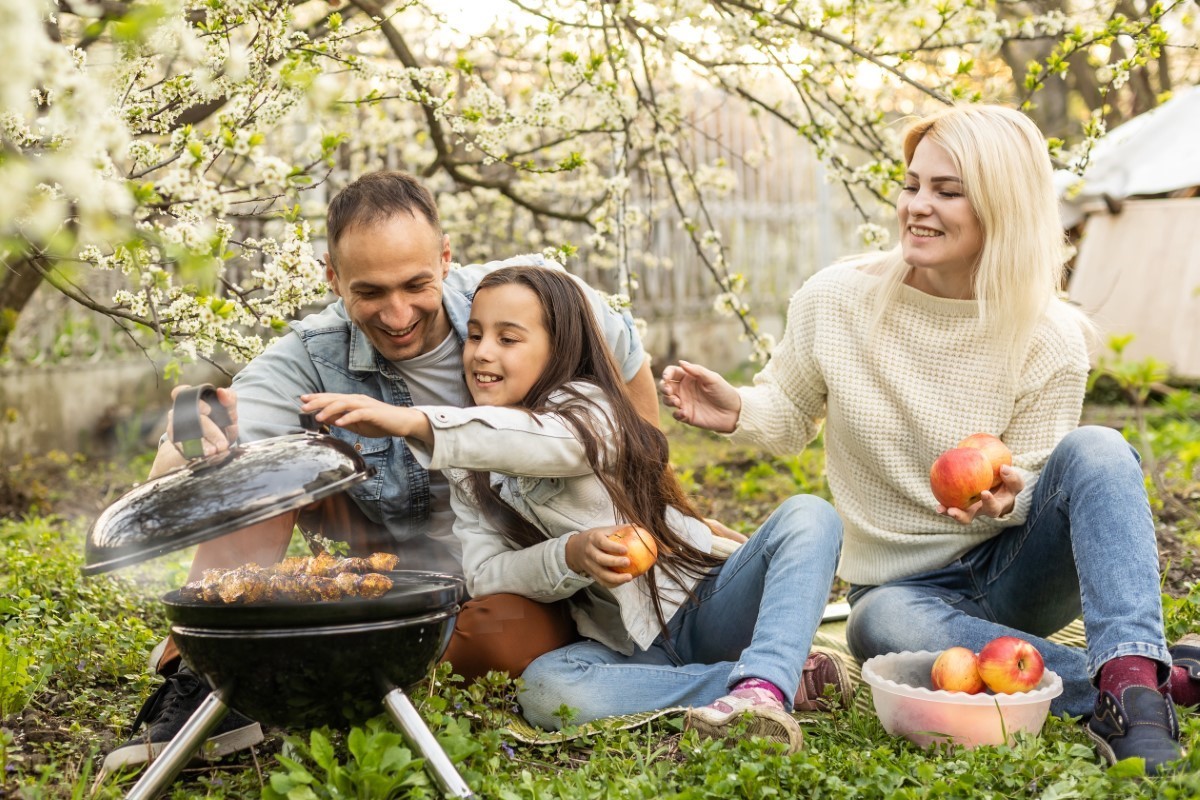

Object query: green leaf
[310,729,335,770]
[1105,757,1147,778]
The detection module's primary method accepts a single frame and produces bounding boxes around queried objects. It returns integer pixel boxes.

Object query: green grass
[2,391,1199,797]
[4,531,1199,798]
[4,512,1200,799]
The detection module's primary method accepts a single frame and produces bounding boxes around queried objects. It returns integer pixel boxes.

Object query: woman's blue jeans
[845,426,1170,718]
[518,495,843,729]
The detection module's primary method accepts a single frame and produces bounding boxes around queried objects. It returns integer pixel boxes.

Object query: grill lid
[84,385,372,575]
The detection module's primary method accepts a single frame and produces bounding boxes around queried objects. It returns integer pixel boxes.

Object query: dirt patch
[1158,521,1200,593]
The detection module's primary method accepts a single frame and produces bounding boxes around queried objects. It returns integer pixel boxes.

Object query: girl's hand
[937,465,1025,524]
[659,360,741,433]
[300,393,431,444]
[565,526,636,589]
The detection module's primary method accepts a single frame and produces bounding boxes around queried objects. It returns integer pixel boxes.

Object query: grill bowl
[172,611,456,727]
[165,569,463,727]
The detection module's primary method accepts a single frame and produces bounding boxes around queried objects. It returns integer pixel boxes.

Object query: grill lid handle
[171,384,236,459]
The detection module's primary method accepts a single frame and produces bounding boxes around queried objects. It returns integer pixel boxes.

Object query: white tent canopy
[1061,85,1200,381]
[1057,86,1200,228]
[1068,197,1200,380]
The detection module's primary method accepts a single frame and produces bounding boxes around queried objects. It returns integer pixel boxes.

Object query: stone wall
[0,360,227,462]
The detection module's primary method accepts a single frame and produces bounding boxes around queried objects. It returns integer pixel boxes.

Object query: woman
[303,265,848,754]
[661,105,1188,774]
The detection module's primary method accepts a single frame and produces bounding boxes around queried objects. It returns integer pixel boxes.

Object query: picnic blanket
[500,618,1088,744]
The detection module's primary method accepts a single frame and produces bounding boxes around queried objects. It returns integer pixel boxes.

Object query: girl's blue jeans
[845,426,1170,718]
[518,495,843,729]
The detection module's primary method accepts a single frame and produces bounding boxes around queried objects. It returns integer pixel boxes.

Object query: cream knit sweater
[732,265,1090,585]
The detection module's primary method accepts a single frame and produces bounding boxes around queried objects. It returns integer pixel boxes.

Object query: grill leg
[384,688,475,798]
[123,691,230,800]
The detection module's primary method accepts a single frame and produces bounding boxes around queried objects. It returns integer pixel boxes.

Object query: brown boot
[793,651,853,712]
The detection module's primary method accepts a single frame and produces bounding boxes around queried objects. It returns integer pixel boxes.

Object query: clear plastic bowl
[861,650,1063,748]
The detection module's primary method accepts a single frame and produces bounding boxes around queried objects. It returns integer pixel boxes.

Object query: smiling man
[105,170,656,774]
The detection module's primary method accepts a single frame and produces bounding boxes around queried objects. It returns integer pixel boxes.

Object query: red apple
[929,447,994,510]
[930,646,986,694]
[608,524,659,578]
[977,636,1045,694]
[957,433,1013,489]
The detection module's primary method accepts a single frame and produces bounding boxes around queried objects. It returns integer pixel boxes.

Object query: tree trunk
[0,256,47,355]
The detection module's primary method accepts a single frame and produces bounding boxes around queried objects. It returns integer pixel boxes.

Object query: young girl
[302,265,845,753]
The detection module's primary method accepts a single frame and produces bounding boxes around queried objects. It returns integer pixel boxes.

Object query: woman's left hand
[937,464,1025,524]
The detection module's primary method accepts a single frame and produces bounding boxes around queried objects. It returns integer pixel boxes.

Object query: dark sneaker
[1169,633,1200,680]
[794,651,853,712]
[102,666,263,773]
[1085,686,1183,776]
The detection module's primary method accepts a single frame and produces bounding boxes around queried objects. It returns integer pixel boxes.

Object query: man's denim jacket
[228,255,646,549]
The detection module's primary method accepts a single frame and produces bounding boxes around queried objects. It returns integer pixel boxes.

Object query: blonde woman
[662,105,1189,774]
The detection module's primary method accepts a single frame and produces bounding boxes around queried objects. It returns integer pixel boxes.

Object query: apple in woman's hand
[930,646,985,694]
[957,433,1013,489]
[929,447,994,510]
[608,524,659,577]
[977,636,1045,693]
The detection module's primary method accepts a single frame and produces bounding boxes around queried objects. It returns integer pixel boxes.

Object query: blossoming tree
[2,0,1194,366]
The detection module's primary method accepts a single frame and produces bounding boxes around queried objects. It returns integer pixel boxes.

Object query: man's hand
[167,385,239,454]
[151,385,239,478]
[564,526,636,589]
[659,360,741,433]
[936,464,1025,524]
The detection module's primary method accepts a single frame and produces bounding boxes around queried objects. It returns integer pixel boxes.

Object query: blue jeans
[845,426,1169,718]
[518,495,843,729]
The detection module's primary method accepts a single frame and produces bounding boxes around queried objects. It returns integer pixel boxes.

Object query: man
[104,170,659,772]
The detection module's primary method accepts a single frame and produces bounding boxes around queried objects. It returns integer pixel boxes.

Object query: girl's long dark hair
[466,266,725,637]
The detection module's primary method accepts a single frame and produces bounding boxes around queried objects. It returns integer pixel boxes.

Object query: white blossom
[0,0,1185,370]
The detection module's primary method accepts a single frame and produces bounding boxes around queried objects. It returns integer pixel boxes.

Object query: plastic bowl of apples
[861,637,1063,748]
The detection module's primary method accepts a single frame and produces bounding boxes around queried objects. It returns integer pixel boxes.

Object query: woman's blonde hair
[854,104,1080,374]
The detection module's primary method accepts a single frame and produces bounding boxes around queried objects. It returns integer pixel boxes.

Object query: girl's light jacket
[405,382,714,655]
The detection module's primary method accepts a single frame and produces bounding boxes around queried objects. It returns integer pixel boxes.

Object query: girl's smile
[464,283,553,407]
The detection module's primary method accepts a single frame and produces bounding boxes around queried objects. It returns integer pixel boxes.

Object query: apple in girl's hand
[957,433,1013,489]
[977,636,1045,693]
[929,447,994,510]
[930,646,985,694]
[608,524,659,578]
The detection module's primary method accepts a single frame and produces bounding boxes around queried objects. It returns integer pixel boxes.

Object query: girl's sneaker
[684,687,804,754]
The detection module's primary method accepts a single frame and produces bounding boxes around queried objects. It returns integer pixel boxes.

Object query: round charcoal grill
[85,386,474,799]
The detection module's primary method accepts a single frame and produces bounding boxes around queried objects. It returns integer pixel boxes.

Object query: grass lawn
[2,393,1200,798]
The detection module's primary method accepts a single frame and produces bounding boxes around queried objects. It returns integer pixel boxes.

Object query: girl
[302,265,845,753]
[661,105,1189,774]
